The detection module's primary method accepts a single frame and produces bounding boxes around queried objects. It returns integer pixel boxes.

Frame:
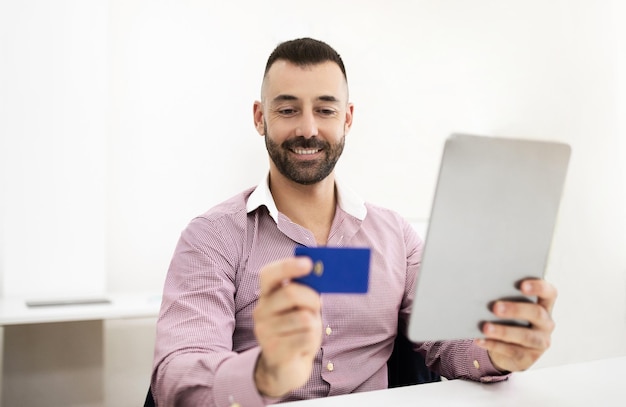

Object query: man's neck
[269,171,336,245]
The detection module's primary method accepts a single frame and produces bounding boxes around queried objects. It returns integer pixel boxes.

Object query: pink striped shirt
[152,177,506,406]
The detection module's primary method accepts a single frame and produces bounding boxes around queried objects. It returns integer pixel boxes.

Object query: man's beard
[264,124,345,185]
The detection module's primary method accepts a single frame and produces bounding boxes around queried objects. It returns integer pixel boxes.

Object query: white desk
[276,356,626,407]
[0,293,161,407]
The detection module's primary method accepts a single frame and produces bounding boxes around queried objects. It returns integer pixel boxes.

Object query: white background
[1,1,625,405]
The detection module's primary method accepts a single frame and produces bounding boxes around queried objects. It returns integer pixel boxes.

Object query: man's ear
[344,103,354,135]
[253,101,265,135]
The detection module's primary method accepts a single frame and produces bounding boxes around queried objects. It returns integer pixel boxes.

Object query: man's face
[254,60,353,185]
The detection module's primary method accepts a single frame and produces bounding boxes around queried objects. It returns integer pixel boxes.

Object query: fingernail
[296,257,312,269]
[522,282,533,293]
[496,303,506,315]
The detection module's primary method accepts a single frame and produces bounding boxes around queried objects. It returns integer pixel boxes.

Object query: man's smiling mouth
[292,148,321,155]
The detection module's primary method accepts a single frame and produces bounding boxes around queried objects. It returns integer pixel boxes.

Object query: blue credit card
[294,246,371,293]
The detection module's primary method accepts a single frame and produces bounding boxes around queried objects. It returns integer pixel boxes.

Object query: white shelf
[0,292,162,326]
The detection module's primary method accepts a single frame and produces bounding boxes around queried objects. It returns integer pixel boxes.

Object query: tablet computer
[407,133,571,342]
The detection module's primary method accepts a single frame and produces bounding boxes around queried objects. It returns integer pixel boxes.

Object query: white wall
[1,0,625,405]
[0,0,109,299]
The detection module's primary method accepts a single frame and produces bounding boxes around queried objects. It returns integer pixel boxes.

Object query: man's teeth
[293,148,319,155]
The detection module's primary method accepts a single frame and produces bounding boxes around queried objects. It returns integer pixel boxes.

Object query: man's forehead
[262,60,348,101]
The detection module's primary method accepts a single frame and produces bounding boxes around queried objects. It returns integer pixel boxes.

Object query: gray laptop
[407,133,571,342]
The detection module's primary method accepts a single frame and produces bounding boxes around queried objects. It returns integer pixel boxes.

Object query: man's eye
[319,109,336,116]
[278,109,297,115]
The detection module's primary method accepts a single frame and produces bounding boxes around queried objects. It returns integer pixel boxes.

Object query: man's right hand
[253,257,322,398]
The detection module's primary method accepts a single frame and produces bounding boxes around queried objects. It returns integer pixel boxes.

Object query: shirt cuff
[467,345,511,383]
[213,346,277,406]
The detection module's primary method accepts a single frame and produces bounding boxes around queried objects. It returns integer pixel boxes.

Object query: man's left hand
[475,279,557,372]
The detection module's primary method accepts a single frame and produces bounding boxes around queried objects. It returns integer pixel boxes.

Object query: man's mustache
[282,136,328,150]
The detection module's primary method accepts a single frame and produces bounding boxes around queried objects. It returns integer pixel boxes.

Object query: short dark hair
[264,38,347,82]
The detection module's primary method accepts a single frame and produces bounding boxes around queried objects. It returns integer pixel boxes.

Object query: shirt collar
[246,173,367,222]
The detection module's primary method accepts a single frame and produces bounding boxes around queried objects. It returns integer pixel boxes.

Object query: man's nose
[295,110,318,138]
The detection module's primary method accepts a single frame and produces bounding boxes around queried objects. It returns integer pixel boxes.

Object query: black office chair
[387,331,441,387]
[144,332,439,405]
[144,387,155,407]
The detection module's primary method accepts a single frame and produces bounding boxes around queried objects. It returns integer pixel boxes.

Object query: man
[151,38,556,406]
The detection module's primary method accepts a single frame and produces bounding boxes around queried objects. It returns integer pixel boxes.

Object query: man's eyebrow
[270,94,341,103]
[271,94,298,103]
[317,95,340,103]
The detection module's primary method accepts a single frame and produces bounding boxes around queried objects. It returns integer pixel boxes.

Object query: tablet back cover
[408,134,570,342]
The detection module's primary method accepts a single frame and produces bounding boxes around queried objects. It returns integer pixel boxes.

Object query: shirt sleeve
[151,216,269,407]
[417,340,510,383]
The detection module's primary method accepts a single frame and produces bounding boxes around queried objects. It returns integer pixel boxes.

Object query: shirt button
[325,325,332,336]
[326,361,334,372]
[473,360,480,369]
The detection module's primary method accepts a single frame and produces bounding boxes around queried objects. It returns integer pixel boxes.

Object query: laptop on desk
[407,133,571,342]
